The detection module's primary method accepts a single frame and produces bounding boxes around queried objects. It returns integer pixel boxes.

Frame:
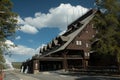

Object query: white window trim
[92,35,95,38]
[85,52,87,56]
[76,40,82,45]
[86,31,88,33]
[85,52,90,57]
[92,24,94,28]
[86,43,89,47]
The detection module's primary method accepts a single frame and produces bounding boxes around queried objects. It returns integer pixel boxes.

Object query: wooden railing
[66,55,82,58]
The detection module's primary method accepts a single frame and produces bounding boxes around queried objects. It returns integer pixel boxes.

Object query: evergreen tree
[0,0,18,68]
[92,0,120,69]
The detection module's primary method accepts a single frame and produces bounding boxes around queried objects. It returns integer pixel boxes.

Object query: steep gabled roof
[40,9,97,57]
[67,9,94,29]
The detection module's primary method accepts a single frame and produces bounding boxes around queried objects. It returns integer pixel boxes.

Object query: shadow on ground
[52,70,120,80]
[75,76,120,80]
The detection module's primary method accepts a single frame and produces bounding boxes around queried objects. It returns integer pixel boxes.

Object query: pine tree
[0,0,18,68]
[92,0,120,69]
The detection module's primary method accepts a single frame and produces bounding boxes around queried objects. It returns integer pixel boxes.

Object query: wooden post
[33,59,39,74]
[62,51,68,71]
[82,59,86,70]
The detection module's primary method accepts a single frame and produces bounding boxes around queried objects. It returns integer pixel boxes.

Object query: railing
[84,56,90,59]
[67,55,82,58]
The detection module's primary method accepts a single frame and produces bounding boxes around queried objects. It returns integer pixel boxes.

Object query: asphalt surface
[3,70,120,80]
[4,70,39,80]
[4,71,20,80]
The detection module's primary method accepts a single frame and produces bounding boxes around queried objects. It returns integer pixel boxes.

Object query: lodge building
[22,9,118,74]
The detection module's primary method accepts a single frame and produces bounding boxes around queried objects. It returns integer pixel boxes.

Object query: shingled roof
[40,9,97,57]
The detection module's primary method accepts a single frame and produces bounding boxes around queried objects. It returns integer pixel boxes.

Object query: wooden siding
[66,22,96,52]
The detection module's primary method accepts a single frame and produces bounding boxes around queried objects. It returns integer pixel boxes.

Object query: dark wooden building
[23,9,118,74]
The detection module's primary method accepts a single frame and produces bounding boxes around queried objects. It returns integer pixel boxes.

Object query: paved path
[3,70,120,80]
[4,70,39,80]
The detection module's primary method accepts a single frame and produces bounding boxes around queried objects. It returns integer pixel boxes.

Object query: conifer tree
[0,0,18,68]
[92,0,120,69]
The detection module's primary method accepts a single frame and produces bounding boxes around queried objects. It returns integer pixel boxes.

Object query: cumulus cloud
[4,40,41,62]
[5,40,14,46]
[5,40,38,56]
[9,45,36,55]
[18,3,88,34]
[20,24,39,34]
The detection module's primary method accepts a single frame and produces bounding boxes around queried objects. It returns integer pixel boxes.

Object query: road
[4,70,39,80]
[3,70,120,80]
[4,71,20,80]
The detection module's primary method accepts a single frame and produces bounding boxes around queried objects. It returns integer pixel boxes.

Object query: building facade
[22,9,118,74]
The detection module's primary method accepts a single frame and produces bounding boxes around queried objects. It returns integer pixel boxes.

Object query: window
[76,41,82,45]
[86,43,89,47]
[85,52,87,56]
[86,31,88,33]
[92,24,94,28]
[96,30,98,33]
[85,52,90,57]
[92,35,95,38]
[87,53,90,56]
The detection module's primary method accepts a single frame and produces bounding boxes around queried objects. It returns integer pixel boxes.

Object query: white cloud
[10,45,36,55]
[17,16,25,25]
[5,40,38,56]
[4,40,41,62]
[5,40,14,46]
[16,36,21,40]
[20,24,39,34]
[18,3,88,34]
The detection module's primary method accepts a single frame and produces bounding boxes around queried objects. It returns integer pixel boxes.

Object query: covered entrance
[40,61,63,71]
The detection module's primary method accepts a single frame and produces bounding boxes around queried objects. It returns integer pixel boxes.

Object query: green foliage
[0,0,18,67]
[92,0,120,63]
[0,0,18,40]
[12,62,22,69]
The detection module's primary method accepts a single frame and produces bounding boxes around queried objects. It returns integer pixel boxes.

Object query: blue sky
[5,0,95,62]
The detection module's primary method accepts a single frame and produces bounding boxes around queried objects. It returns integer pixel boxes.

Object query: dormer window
[76,41,82,45]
